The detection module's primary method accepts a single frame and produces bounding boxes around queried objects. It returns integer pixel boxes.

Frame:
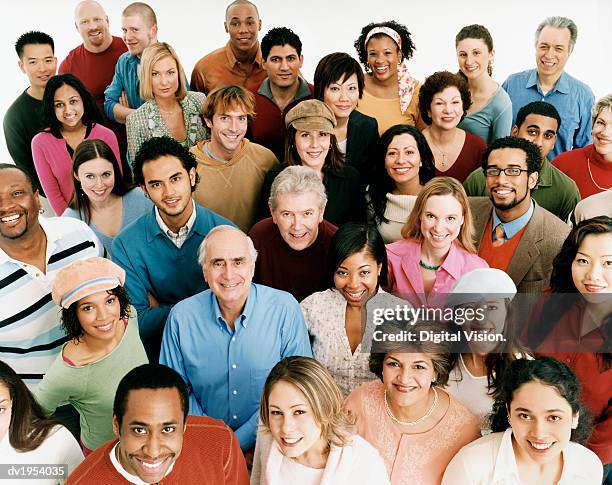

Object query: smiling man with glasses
[469,136,570,293]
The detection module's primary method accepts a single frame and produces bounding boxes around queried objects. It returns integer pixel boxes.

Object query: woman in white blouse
[442,357,603,485]
[251,356,389,485]
[300,222,388,397]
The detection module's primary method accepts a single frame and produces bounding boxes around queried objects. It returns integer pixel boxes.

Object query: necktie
[492,224,506,247]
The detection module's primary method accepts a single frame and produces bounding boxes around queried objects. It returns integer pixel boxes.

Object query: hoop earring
[38,208,45,215]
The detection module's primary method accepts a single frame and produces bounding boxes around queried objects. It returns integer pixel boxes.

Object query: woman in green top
[34,257,147,455]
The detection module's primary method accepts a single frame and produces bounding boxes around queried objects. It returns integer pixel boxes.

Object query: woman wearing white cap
[446,268,529,432]
[34,257,147,455]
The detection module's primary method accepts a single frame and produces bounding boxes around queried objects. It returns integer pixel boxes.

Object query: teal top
[458,87,512,145]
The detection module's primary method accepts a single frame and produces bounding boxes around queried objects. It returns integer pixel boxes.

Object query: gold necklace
[587,156,612,191]
[384,387,438,426]
[428,130,458,170]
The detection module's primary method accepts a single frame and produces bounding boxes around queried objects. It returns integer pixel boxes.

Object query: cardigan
[251,430,390,485]
[126,91,208,163]
[31,123,121,215]
[345,109,379,179]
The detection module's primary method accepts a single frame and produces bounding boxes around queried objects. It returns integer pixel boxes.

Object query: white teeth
[221,283,239,288]
[1,214,20,223]
[283,437,300,444]
[530,442,552,450]
[141,460,163,469]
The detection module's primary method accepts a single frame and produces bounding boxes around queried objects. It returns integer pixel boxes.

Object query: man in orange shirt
[67,364,248,484]
[190,0,266,94]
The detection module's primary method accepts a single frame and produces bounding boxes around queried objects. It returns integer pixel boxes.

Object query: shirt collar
[493,199,535,239]
[109,442,175,484]
[212,283,257,331]
[534,159,553,188]
[438,241,466,280]
[155,200,197,238]
[0,217,59,265]
[224,41,263,69]
[257,77,311,105]
[492,428,522,483]
[526,69,570,94]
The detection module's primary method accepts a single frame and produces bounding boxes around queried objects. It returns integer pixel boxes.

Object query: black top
[345,110,379,181]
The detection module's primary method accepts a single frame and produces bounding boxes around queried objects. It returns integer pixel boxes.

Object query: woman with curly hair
[443,357,603,484]
[0,361,83,484]
[525,216,612,474]
[455,24,512,144]
[419,71,486,182]
[32,73,121,215]
[367,124,436,242]
[354,20,426,135]
[34,258,147,455]
[251,356,389,484]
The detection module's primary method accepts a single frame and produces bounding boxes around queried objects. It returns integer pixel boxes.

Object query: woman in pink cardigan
[32,74,121,215]
[385,176,488,307]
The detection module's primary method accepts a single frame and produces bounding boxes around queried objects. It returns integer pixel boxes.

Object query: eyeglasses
[484,167,529,177]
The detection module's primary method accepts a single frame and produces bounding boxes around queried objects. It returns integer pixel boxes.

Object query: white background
[2,0,611,163]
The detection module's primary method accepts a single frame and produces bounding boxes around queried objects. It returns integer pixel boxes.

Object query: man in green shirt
[464,101,580,221]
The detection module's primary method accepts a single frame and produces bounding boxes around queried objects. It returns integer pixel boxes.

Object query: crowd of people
[1,0,610,484]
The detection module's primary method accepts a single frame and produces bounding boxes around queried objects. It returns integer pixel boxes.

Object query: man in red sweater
[67,364,249,484]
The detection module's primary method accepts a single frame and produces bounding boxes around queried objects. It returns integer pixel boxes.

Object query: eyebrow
[269,404,305,409]
[337,264,372,270]
[514,407,566,413]
[0,398,8,404]
[577,251,612,258]
[128,420,179,426]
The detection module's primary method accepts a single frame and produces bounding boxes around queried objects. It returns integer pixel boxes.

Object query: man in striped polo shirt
[0,164,102,388]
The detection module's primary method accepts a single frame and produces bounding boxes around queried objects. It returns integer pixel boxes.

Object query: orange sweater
[66,416,249,484]
[478,215,527,272]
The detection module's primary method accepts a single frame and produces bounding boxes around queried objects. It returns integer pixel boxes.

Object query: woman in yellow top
[354,20,426,135]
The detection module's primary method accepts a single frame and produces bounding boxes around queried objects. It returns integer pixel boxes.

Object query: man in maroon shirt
[249,166,337,301]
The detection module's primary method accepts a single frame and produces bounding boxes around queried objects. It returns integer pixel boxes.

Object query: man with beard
[0,164,101,387]
[470,136,570,293]
[111,137,232,361]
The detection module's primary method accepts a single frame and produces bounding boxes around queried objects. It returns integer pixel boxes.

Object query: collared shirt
[502,69,595,159]
[155,200,197,248]
[492,199,535,240]
[159,283,312,451]
[0,217,101,388]
[442,428,603,485]
[104,52,144,122]
[256,76,311,107]
[109,442,154,484]
[190,41,266,94]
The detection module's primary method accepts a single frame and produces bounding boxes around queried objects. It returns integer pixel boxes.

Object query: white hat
[446,268,517,307]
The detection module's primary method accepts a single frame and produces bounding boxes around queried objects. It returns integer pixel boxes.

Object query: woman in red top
[527,216,611,476]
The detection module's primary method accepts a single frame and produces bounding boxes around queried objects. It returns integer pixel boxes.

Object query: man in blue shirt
[103,2,158,123]
[502,16,594,159]
[160,225,312,459]
[112,137,232,362]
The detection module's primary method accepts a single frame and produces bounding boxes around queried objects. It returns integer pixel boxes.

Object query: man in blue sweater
[112,136,233,361]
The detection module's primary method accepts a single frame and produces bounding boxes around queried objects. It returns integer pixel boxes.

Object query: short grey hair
[268,166,327,212]
[198,225,258,268]
[592,93,612,126]
[535,16,577,52]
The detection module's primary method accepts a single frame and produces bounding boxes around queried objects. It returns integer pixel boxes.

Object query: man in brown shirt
[190,0,266,94]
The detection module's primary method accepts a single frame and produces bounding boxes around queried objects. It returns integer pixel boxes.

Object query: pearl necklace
[587,156,612,191]
[384,387,438,426]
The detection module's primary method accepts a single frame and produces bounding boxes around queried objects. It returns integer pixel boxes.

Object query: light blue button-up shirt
[159,283,312,450]
[492,199,535,241]
[103,52,144,122]
[502,69,595,159]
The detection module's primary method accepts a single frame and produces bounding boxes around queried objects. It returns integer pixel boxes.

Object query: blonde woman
[251,356,389,485]
[126,42,208,162]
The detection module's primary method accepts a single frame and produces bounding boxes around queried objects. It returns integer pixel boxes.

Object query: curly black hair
[367,124,435,224]
[489,357,593,444]
[61,286,131,342]
[132,135,200,190]
[261,27,302,60]
[418,71,472,126]
[482,136,542,175]
[354,21,416,72]
[42,74,102,138]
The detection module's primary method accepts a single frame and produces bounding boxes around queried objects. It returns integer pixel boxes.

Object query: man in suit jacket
[471,136,570,293]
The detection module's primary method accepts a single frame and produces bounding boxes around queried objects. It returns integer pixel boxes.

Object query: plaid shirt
[155,200,197,248]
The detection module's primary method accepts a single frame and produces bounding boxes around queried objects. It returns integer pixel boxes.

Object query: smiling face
[263,44,303,90]
[485,148,538,218]
[18,43,57,93]
[462,298,508,353]
[205,104,248,160]
[151,56,179,101]
[122,14,157,56]
[366,35,400,83]
[512,114,558,161]
[267,380,327,463]
[419,194,464,252]
[0,382,11,442]
[0,168,41,241]
[294,130,331,173]
[113,388,185,483]
[53,84,85,131]
[384,133,421,189]
[75,1,111,51]
[334,248,381,308]
[428,86,463,130]
[75,290,122,341]
[76,157,115,203]
[202,229,254,309]
[225,3,261,54]
[592,109,612,160]
[323,73,359,122]
[535,26,571,80]
[271,191,324,251]
[456,37,493,80]
[571,233,612,302]
[509,380,577,466]
[382,352,436,410]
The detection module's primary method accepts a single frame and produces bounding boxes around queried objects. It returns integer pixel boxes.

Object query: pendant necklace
[384,387,439,426]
